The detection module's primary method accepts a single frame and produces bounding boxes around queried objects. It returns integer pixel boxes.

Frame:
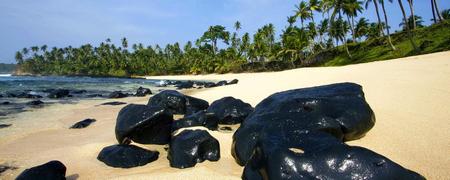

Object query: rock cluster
[16,161,66,180]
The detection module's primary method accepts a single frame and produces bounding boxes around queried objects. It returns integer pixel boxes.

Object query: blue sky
[0,0,448,63]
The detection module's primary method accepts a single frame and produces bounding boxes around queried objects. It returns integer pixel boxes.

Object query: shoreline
[0,51,449,179]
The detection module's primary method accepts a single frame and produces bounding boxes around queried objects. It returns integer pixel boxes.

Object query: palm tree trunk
[381,0,396,50]
[349,15,356,43]
[434,0,443,21]
[431,0,437,23]
[408,0,416,29]
[373,0,385,37]
[398,0,418,52]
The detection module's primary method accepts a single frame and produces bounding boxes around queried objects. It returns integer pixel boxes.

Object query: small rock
[27,100,44,106]
[227,79,239,85]
[0,124,12,129]
[1,101,10,105]
[108,91,128,99]
[70,119,96,129]
[0,164,17,175]
[168,130,220,169]
[16,161,66,180]
[87,94,103,98]
[97,144,159,168]
[48,89,70,98]
[101,101,127,106]
[135,87,152,97]
[216,80,227,86]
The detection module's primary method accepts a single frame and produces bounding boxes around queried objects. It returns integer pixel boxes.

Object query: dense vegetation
[0,63,16,73]
[14,1,450,77]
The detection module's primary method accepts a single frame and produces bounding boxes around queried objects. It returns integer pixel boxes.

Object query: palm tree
[234,21,241,32]
[380,0,396,50]
[397,0,418,51]
[330,18,351,57]
[295,1,312,28]
[355,18,369,41]
[15,51,24,64]
[121,37,128,49]
[442,9,450,20]
[434,0,443,21]
[309,0,322,24]
[287,16,297,27]
[407,0,416,29]
[318,19,330,48]
[343,0,363,43]
[365,0,384,36]
[399,15,424,30]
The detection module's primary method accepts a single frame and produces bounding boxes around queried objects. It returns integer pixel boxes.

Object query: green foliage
[0,63,16,73]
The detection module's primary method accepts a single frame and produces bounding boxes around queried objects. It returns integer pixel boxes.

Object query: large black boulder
[216,80,227,86]
[70,119,96,129]
[175,81,194,89]
[1,101,11,105]
[135,87,152,97]
[108,91,128,99]
[172,110,219,132]
[242,130,424,180]
[227,79,239,85]
[16,160,66,180]
[115,104,173,145]
[168,130,220,169]
[207,97,254,125]
[48,89,70,98]
[147,90,208,115]
[232,83,376,165]
[97,144,159,168]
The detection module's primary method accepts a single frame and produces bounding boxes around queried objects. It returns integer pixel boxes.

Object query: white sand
[1,51,449,179]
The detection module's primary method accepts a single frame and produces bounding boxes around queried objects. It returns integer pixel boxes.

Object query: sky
[0,0,448,63]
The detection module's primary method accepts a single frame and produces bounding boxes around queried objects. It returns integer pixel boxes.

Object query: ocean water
[0,75,170,119]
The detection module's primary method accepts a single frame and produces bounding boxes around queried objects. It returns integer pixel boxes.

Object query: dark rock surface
[7,92,42,99]
[71,90,87,94]
[0,112,6,116]
[27,100,44,106]
[168,130,220,169]
[16,160,66,180]
[1,101,11,105]
[108,91,128,99]
[232,83,376,165]
[135,87,152,97]
[87,94,103,98]
[227,79,239,85]
[204,82,217,88]
[242,131,425,180]
[0,164,17,175]
[216,80,227,86]
[0,124,12,129]
[172,110,219,132]
[115,104,173,145]
[175,81,194,89]
[207,97,254,125]
[70,119,96,129]
[100,101,127,106]
[97,144,159,168]
[48,89,70,98]
[147,90,208,115]
[219,127,233,131]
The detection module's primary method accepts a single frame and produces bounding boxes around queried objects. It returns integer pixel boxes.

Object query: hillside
[0,63,16,73]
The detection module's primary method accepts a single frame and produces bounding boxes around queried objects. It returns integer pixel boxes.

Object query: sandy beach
[1,51,449,179]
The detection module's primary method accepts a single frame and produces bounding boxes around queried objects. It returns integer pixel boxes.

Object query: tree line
[15,0,450,76]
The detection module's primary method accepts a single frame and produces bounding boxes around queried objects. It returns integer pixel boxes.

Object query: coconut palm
[295,1,312,28]
[442,9,450,20]
[379,0,396,50]
[355,18,369,41]
[407,0,416,29]
[318,18,330,48]
[342,0,363,43]
[309,0,322,24]
[399,15,424,30]
[365,0,384,36]
[434,0,443,21]
[397,0,418,51]
[287,16,297,27]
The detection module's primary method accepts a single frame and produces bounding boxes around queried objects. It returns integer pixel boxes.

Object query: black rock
[168,130,220,169]
[135,87,152,97]
[97,144,159,168]
[232,83,376,166]
[219,127,233,131]
[101,101,127,106]
[48,89,70,98]
[175,81,194,90]
[70,119,96,129]
[16,160,66,180]
[0,124,12,129]
[147,90,209,115]
[242,130,425,180]
[0,94,3,98]
[108,91,128,99]
[87,94,103,98]
[1,101,11,105]
[7,92,42,99]
[204,82,217,88]
[0,112,6,116]
[216,80,227,86]
[27,100,44,106]
[172,111,219,132]
[115,104,173,145]
[71,90,87,94]
[227,79,239,85]
[0,164,17,174]
[207,97,254,125]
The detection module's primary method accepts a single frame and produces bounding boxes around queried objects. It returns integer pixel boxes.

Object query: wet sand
[1,51,450,179]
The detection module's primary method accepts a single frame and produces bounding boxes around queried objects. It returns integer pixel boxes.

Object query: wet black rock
[27,100,44,106]
[0,94,3,98]
[232,83,376,165]
[108,91,128,99]
[0,112,6,116]
[216,80,227,86]
[147,90,209,115]
[71,90,87,94]
[0,164,17,174]
[242,131,425,180]
[48,89,70,99]
[16,160,66,180]
[1,101,11,105]
[101,101,127,106]
[204,82,217,88]
[87,94,103,98]
[116,104,173,145]
[7,92,42,99]
[172,110,219,132]
[207,97,254,125]
[227,79,239,85]
[175,81,194,89]
[219,127,233,131]
[135,87,152,97]
[97,144,159,168]
[0,124,12,129]
[168,130,220,169]
[70,119,96,129]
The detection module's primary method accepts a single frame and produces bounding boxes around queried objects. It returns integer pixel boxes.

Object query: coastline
[0,51,449,179]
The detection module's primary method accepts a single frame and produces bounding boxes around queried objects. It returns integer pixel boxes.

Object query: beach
[1,51,449,179]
